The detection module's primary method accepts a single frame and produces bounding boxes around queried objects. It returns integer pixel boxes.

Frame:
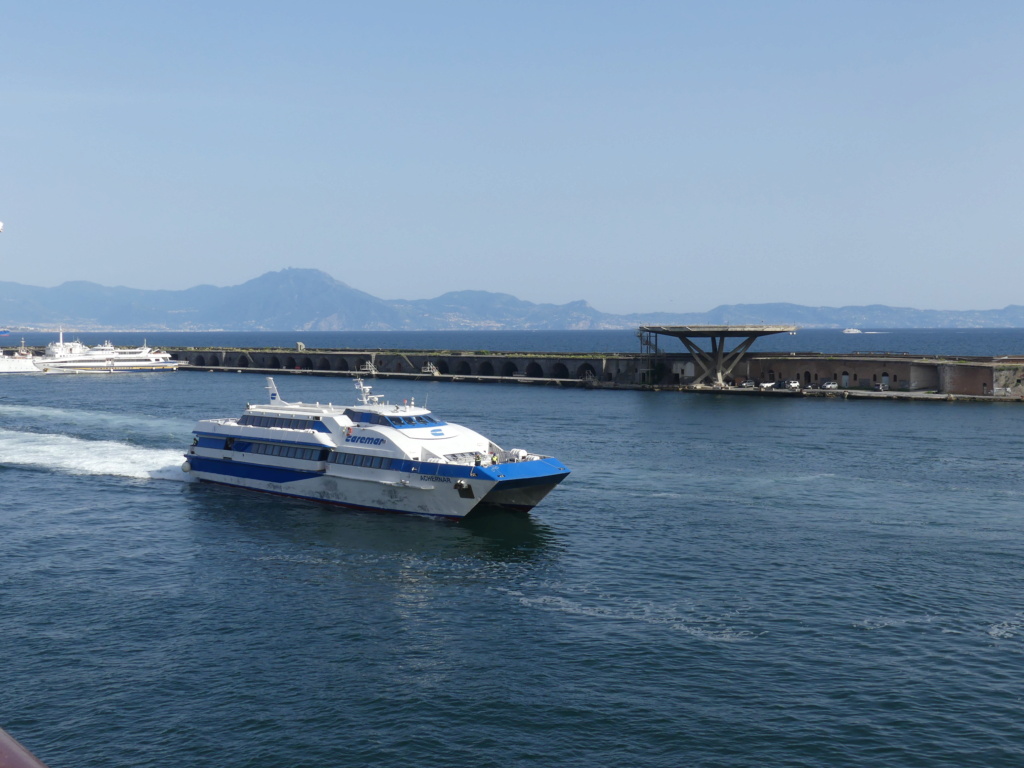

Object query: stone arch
[335,357,350,372]
[551,362,570,379]
[318,357,332,370]
[479,361,495,376]
[577,363,597,380]
[501,361,518,377]
[269,356,283,368]
[195,355,207,367]
[525,361,544,378]
[434,359,449,374]
[456,361,472,375]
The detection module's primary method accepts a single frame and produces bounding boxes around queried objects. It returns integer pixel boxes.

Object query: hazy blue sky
[2,1,1022,314]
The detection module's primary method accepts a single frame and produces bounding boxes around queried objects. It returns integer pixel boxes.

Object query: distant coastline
[3,268,1024,331]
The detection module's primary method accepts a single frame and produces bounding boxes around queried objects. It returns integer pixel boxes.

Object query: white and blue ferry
[182,378,570,519]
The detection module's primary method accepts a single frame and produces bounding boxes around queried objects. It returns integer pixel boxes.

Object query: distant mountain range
[1,268,1021,331]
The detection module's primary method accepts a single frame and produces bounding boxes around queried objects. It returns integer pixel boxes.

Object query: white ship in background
[0,331,180,374]
[0,339,40,373]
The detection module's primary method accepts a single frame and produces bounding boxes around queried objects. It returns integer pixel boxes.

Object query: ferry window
[343,453,356,465]
[381,458,392,470]
[415,417,428,424]
[370,456,383,468]
[402,417,416,425]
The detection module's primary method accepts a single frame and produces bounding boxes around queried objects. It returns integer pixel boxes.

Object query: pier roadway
[164,347,1024,400]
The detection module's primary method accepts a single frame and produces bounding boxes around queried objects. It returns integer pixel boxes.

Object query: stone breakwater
[163,347,1024,400]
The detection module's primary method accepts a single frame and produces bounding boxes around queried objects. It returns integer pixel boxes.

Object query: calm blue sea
[3,331,1024,767]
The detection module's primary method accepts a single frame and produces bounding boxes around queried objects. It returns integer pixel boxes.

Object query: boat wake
[0,427,189,482]
[0,403,194,442]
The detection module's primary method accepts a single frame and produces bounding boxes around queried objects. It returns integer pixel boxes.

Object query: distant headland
[1,268,1021,332]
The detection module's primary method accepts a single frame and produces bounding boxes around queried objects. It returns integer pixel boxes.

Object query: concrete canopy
[639,325,798,386]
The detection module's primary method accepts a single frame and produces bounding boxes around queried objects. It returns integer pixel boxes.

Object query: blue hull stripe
[189,456,321,484]
[189,454,569,489]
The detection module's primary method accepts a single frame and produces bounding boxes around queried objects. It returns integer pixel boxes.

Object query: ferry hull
[184,455,569,520]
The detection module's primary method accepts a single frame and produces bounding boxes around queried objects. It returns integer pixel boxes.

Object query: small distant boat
[0,339,40,374]
[842,328,863,334]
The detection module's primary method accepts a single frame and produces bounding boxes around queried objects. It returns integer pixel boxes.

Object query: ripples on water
[3,366,1024,767]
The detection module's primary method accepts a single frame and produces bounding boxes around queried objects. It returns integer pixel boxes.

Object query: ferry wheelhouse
[182,378,570,519]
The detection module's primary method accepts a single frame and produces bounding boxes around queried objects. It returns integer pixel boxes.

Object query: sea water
[3,335,1024,767]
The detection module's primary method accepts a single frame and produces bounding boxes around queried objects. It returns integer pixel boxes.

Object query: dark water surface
[3,341,1024,767]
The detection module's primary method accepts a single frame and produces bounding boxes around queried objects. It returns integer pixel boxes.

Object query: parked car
[759,381,776,390]
[739,379,756,388]
[873,383,890,391]
[820,380,839,390]
[784,379,801,390]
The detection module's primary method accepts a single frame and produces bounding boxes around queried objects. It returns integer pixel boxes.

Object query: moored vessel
[34,331,179,373]
[0,339,40,374]
[182,378,570,519]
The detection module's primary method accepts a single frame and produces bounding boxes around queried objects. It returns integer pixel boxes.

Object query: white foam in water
[0,427,190,482]
[0,403,195,439]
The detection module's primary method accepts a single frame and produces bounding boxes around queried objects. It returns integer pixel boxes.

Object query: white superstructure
[0,339,40,373]
[34,331,179,373]
[182,377,570,519]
